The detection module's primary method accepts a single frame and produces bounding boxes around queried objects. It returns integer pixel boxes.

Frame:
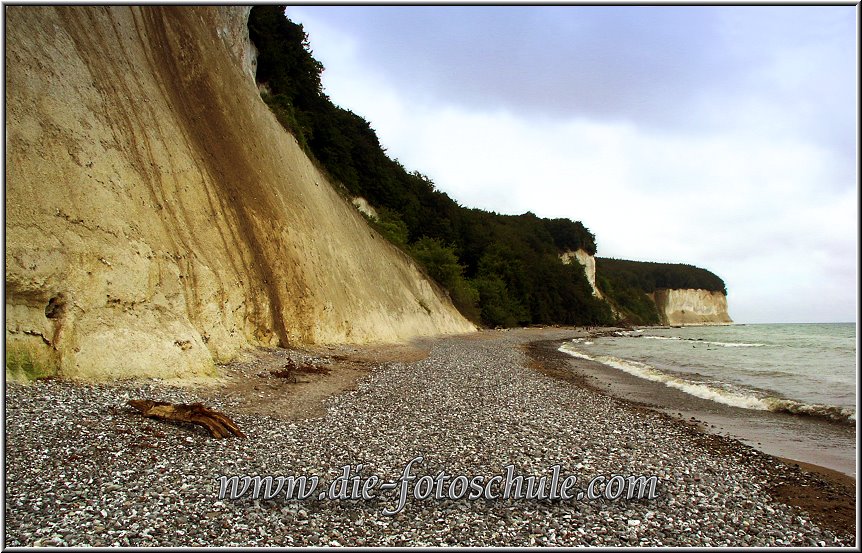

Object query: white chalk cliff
[560,249,603,299]
[649,289,732,326]
[351,197,379,220]
[5,6,474,380]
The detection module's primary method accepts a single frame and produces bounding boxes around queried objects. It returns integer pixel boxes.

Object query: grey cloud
[290,7,853,130]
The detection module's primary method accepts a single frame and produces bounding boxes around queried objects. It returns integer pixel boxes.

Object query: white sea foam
[701,340,766,348]
[638,336,765,348]
[558,342,855,424]
[559,346,593,361]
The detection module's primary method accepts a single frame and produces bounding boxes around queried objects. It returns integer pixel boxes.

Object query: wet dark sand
[524,336,856,539]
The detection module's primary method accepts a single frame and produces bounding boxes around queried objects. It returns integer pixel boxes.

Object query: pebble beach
[4,328,856,547]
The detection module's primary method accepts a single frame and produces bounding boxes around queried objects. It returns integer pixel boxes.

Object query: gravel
[4,330,853,546]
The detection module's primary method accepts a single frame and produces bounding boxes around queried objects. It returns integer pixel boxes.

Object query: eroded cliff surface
[560,249,603,299]
[650,289,732,326]
[5,6,474,380]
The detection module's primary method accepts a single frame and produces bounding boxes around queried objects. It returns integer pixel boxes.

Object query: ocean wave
[764,398,857,424]
[702,340,766,348]
[558,343,855,425]
[559,346,593,361]
[634,335,766,348]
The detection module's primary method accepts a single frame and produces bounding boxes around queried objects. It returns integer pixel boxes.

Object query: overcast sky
[286,6,857,324]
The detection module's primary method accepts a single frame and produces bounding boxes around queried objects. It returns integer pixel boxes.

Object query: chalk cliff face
[5,6,474,380]
[560,250,603,299]
[650,289,732,326]
[351,197,379,220]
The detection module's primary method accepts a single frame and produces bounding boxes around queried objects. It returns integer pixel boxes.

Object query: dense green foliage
[595,274,661,326]
[597,258,727,295]
[409,238,481,322]
[248,7,725,329]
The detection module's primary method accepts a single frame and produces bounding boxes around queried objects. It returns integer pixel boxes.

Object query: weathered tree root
[127,400,246,439]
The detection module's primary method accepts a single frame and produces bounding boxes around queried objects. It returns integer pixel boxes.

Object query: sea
[559,323,857,477]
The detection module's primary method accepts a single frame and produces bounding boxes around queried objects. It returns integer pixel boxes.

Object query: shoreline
[523,333,856,538]
[557,327,857,477]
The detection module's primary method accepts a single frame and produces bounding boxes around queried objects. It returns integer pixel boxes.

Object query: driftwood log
[127,399,246,439]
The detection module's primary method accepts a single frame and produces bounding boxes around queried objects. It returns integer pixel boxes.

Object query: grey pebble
[3,330,852,547]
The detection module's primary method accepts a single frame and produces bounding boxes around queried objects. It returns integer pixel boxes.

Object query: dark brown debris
[127,399,246,439]
[265,358,331,381]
